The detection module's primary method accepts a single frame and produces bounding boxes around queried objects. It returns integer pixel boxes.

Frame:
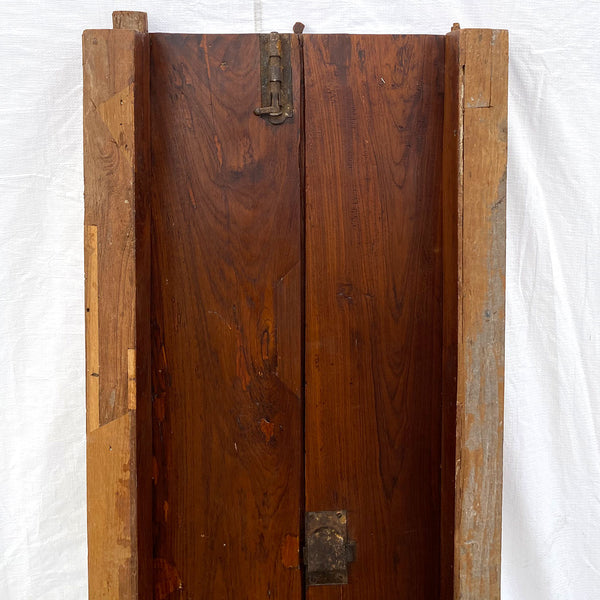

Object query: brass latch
[305,510,356,586]
[254,32,293,124]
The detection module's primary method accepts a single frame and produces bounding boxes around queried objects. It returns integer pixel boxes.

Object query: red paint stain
[260,418,275,443]
[281,534,299,568]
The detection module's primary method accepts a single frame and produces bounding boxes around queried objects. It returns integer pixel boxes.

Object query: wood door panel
[150,34,303,599]
[304,35,445,598]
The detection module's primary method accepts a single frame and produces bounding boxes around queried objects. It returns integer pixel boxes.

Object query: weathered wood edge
[113,11,149,33]
[442,27,508,600]
[83,13,151,598]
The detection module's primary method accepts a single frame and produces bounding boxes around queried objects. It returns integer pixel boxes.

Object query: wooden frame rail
[442,26,508,600]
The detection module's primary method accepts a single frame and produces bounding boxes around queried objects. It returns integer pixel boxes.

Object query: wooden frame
[83,12,507,599]
[441,26,508,600]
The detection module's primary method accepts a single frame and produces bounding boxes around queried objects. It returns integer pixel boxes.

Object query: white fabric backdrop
[1,1,599,598]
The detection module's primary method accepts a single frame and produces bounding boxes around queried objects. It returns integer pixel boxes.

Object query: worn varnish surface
[150,34,303,599]
[83,24,151,599]
[443,29,508,600]
[303,35,445,598]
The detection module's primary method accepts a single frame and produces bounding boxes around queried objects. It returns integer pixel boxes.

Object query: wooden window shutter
[83,12,507,599]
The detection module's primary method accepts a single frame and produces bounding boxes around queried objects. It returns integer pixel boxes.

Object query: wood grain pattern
[83,22,152,599]
[443,28,508,600]
[149,33,303,599]
[303,34,445,599]
[83,28,147,426]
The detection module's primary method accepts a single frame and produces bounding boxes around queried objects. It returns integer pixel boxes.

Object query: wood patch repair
[85,224,99,433]
[127,348,136,410]
[87,412,136,597]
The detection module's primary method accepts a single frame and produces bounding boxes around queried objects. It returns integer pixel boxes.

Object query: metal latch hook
[254,32,293,124]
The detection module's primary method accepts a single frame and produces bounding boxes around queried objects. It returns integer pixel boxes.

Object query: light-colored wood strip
[85,224,100,433]
[127,348,136,410]
[112,11,148,33]
[444,27,508,600]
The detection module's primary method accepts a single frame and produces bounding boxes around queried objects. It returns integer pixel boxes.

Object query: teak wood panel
[304,35,445,599]
[84,15,507,600]
[149,34,303,599]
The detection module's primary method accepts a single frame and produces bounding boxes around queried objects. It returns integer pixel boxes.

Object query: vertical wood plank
[85,224,100,433]
[304,34,445,599]
[149,33,303,599]
[83,18,151,598]
[442,28,508,600]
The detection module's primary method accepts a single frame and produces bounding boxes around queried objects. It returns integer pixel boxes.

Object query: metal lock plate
[305,510,356,586]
